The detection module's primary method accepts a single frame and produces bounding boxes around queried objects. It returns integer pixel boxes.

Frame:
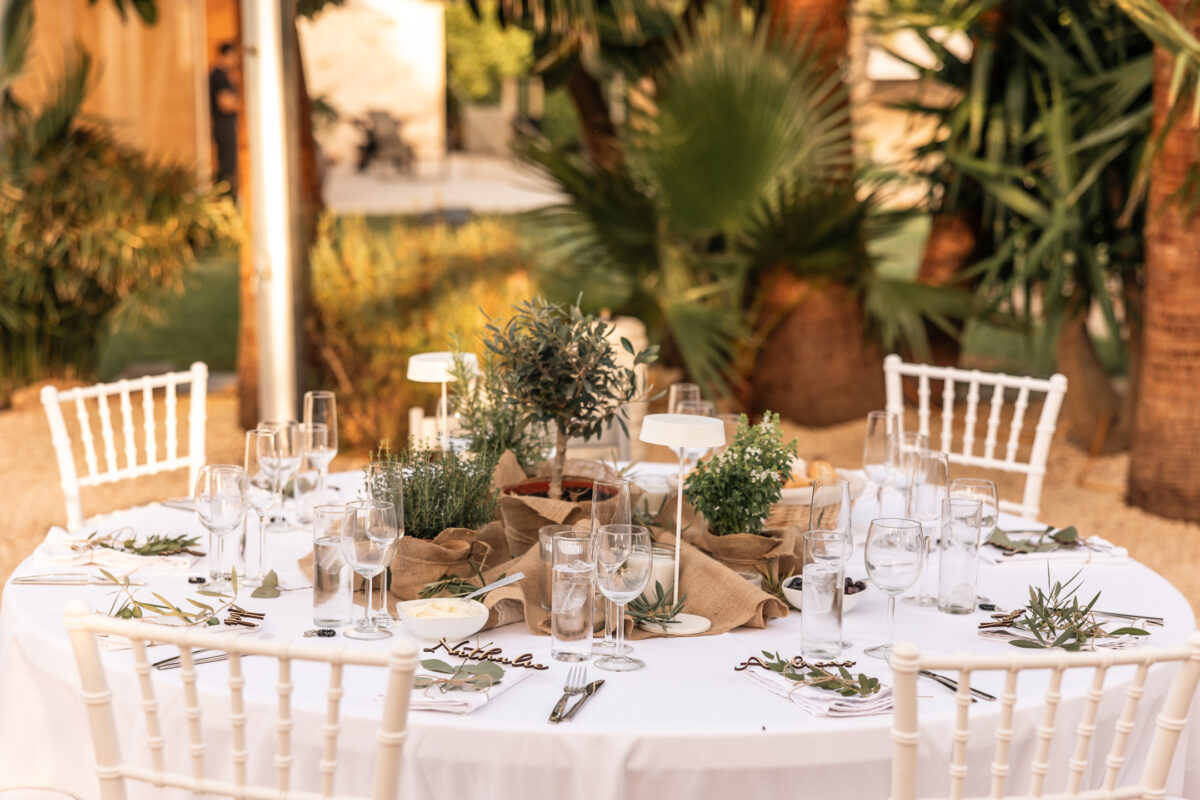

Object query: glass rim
[949,477,997,488]
[201,463,244,474]
[305,390,336,399]
[803,528,847,541]
[345,499,393,511]
[594,523,650,536]
[549,528,593,541]
[869,517,923,531]
[312,503,347,514]
[592,477,632,489]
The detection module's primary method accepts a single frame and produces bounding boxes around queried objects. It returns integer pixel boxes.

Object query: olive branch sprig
[1004,569,1150,650]
[736,651,883,698]
[100,568,239,626]
[75,528,205,558]
[413,657,505,694]
[627,581,687,628]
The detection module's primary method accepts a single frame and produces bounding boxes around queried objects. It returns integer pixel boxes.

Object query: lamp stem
[440,381,449,450]
[674,449,684,606]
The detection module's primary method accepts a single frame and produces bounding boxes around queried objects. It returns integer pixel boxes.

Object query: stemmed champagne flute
[340,499,401,640]
[862,411,899,514]
[194,464,248,592]
[592,478,633,656]
[904,450,950,607]
[243,429,281,584]
[890,431,929,510]
[677,399,717,471]
[260,419,301,531]
[594,524,653,672]
[668,382,701,414]
[864,518,925,659]
[303,391,338,505]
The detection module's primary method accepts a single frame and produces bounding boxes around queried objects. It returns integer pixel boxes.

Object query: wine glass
[862,411,899,514]
[864,518,925,660]
[303,391,338,505]
[591,478,632,657]
[677,399,717,470]
[809,478,852,536]
[365,460,403,628]
[668,382,701,414]
[193,464,248,592]
[243,429,280,585]
[340,499,400,640]
[260,419,301,531]
[904,450,950,607]
[593,524,653,672]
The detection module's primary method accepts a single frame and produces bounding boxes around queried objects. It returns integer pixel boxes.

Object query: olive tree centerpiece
[485,297,657,501]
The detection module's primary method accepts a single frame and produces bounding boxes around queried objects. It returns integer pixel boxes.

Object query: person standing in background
[209,42,239,198]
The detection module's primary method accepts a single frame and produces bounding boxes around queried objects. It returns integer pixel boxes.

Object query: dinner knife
[561,680,605,722]
[13,574,146,586]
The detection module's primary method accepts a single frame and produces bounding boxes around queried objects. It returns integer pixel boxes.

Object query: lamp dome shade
[407,352,477,383]
[638,413,725,448]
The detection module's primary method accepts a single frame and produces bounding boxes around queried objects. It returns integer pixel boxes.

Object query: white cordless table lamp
[407,352,478,450]
[639,413,725,635]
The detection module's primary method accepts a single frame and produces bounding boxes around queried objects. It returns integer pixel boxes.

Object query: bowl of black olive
[781,575,869,612]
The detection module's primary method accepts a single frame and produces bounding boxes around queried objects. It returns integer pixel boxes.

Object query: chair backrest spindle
[882,356,1068,519]
[40,363,209,530]
[63,600,417,800]
[889,634,1200,800]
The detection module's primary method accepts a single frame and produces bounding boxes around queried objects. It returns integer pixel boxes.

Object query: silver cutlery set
[549,665,605,723]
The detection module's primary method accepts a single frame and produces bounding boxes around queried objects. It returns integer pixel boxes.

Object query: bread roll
[806,459,837,483]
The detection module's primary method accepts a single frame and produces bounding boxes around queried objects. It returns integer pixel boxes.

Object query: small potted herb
[684,412,797,574]
[484,298,657,555]
[366,441,510,600]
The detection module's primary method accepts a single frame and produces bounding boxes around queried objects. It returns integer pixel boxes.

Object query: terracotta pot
[498,477,618,558]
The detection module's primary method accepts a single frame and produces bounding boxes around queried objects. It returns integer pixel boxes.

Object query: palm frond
[32,49,92,151]
[0,0,32,94]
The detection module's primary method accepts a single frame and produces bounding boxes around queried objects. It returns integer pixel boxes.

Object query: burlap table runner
[497,458,630,559]
[472,527,788,637]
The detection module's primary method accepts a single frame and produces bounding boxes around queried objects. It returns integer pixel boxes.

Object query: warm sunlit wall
[297,0,446,164]
[18,0,211,174]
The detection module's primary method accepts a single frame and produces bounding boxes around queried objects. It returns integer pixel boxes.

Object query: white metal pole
[242,0,298,422]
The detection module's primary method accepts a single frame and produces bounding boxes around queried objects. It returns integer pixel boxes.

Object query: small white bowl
[395,598,489,641]
[781,577,870,613]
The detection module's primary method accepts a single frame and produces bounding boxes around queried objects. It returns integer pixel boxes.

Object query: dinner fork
[548,665,588,723]
[153,633,275,671]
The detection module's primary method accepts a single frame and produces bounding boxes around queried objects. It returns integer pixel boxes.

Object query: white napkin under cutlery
[744,668,894,717]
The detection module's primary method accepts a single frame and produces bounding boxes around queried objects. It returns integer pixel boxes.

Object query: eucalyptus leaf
[250,570,281,599]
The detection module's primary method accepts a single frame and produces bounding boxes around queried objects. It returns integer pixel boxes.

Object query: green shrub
[308,213,536,453]
[364,441,499,539]
[0,51,234,403]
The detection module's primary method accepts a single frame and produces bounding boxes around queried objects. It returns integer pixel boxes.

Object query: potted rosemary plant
[684,412,797,574]
[484,297,657,555]
[366,441,509,600]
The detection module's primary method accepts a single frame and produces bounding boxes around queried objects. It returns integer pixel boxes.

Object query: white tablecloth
[1,468,1197,800]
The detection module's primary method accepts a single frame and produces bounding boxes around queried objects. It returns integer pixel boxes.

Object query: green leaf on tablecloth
[421,659,457,674]
[250,570,281,599]
[1109,626,1151,636]
[1050,526,1080,545]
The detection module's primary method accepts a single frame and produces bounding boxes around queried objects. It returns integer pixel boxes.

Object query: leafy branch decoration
[74,528,204,558]
[413,658,505,693]
[100,568,240,626]
[986,525,1082,555]
[736,651,882,698]
[627,581,687,628]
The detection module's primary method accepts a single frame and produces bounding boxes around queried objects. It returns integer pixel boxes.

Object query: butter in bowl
[396,598,489,641]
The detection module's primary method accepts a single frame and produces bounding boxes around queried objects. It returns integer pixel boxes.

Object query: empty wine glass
[668,382,701,414]
[194,464,248,592]
[260,419,301,531]
[862,411,899,514]
[303,391,339,505]
[365,460,403,629]
[243,429,280,585]
[340,499,400,640]
[592,478,632,657]
[949,478,999,536]
[677,399,717,470]
[594,524,653,672]
[864,518,925,660]
[904,450,950,607]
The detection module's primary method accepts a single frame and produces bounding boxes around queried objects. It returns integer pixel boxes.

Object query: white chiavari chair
[889,634,1200,800]
[883,355,1068,520]
[40,363,208,531]
[63,600,418,800]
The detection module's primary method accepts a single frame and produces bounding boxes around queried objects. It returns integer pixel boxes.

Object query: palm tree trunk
[768,0,848,66]
[1128,0,1200,520]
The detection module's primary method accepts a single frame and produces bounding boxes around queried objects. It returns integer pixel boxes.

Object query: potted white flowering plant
[684,411,797,574]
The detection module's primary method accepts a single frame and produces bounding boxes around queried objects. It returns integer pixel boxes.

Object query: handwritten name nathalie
[424,638,550,671]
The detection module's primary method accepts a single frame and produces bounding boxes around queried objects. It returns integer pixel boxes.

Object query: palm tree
[1127,0,1200,521]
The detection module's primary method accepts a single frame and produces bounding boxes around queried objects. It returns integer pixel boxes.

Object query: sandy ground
[2,386,1197,621]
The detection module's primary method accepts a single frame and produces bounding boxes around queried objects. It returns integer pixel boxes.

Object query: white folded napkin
[744,667,894,717]
[406,664,534,714]
[980,533,1128,566]
[32,527,194,572]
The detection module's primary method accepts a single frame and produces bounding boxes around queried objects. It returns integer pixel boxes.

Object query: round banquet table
[1,466,1198,800]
